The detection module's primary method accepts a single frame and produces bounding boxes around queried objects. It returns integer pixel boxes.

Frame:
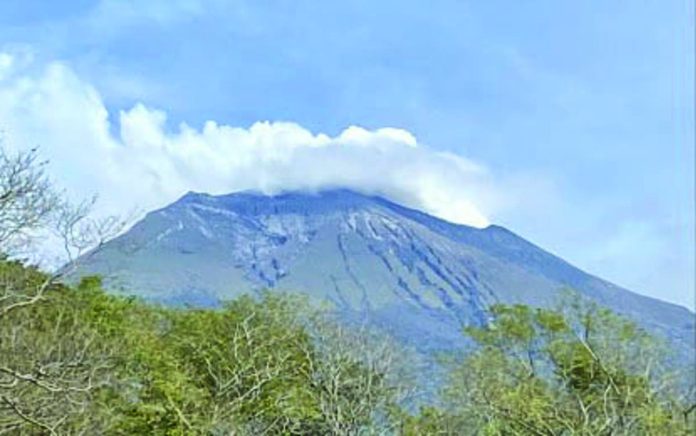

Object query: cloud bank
[0,52,500,228]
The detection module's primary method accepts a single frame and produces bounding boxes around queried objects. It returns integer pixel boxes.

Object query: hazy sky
[0,0,693,309]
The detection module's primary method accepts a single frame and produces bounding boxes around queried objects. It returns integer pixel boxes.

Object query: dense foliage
[404,299,695,435]
[0,259,412,434]
[1,257,693,435]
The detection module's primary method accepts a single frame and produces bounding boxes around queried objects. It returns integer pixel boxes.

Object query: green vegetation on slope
[0,258,693,435]
[403,298,695,435]
[0,258,412,434]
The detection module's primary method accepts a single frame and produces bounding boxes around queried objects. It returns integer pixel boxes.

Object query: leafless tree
[0,147,59,255]
[0,144,126,434]
[0,144,126,310]
[305,316,417,435]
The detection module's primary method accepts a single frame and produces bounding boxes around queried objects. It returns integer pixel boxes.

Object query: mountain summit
[71,189,694,352]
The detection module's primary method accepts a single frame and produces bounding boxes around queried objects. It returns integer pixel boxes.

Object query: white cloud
[0,52,499,230]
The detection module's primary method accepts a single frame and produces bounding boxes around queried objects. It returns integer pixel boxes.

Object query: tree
[0,144,125,312]
[0,144,126,433]
[0,147,59,255]
[106,294,415,435]
[305,316,416,435]
[411,295,695,435]
[0,264,127,434]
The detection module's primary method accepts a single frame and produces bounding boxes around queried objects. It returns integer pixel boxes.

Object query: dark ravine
[69,189,695,358]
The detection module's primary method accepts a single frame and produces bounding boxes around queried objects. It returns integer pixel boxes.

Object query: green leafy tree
[0,263,125,434]
[408,295,695,435]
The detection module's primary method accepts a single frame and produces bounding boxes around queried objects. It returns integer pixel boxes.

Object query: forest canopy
[0,257,694,435]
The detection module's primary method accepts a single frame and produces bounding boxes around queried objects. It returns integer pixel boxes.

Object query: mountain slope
[71,190,695,353]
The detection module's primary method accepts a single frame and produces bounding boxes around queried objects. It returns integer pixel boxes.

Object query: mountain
[70,189,694,354]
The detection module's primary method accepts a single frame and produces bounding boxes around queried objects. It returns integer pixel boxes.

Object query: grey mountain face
[71,189,694,355]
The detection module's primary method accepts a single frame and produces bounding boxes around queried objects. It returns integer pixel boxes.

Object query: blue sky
[0,0,693,308]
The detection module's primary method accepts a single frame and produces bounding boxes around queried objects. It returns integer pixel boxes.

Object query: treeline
[0,258,411,434]
[1,258,694,435]
[405,301,695,435]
